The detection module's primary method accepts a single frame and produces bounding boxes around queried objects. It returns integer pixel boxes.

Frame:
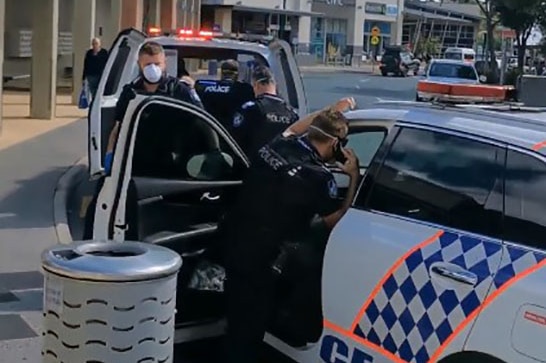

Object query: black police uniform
[83,75,203,240]
[194,79,254,129]
[221,134,340,363]
[230,93,299,158]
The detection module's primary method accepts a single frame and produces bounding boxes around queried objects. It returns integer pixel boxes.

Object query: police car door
[269,40,309,117]
[88,28,146,178]
[317,125,506,363]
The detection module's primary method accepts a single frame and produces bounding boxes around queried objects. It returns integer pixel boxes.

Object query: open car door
[269,39,309,117]
[88,28,146,177]
[94,95,249,341]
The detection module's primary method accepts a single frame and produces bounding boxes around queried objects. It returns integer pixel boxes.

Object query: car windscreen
[444,52,462,60]
[429,63,477,80]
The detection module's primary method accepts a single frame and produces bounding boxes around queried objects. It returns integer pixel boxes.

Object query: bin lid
[41,241,182,282]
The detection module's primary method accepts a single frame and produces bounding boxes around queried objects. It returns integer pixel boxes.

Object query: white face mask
[142,64,163,84]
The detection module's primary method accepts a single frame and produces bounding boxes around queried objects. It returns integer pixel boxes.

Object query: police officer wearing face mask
[104,41,203,172]
[230,65,299,159]
[222,98,359,363]
[195,59,255,129]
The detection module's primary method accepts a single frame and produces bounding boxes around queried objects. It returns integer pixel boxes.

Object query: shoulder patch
[242,101,255,110]
[327,178,338,199]
[233,112,244,128]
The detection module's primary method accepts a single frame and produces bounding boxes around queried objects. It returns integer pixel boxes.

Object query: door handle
[431,265,478,286]
[200,192,220,202]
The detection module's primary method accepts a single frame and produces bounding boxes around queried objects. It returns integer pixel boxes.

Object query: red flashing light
[178,28,194,36]
[199,30,214,38]
[148,26,161,36]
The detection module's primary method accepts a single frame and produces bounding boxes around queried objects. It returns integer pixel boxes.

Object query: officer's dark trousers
[225,266,275,363]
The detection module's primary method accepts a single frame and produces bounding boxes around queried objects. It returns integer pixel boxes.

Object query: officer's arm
[174,81,204,109]
[283,97,356,137]
[230,102,256,151]
[316,173,359,230]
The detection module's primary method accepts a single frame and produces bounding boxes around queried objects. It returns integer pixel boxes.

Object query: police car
[88,27,307,178]
[90,86,546,362]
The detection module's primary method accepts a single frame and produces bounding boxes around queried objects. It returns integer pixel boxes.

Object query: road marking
[79,196,93,218]
[0,213,16,218]
[359,78,370,83]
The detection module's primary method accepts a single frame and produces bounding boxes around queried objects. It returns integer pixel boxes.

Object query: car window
[277,48,299,110]
[464,53,475,61]
[347,130,386,169]
[504,150,546,250]
[361,127,504,238]
[444,52,462,60]
[131,103,244,181]
[429,63,477,80]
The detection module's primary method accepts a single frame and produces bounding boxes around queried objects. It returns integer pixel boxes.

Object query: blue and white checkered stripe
[353,231,546,363]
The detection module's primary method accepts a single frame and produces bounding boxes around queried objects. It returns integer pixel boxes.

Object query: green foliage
[504,68,522,86]
[414,38,441,56]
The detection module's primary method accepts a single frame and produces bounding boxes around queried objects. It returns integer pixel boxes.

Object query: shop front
[362,1,402,59]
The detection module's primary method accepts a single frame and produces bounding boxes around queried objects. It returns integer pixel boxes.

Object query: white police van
[91,89,546,362]
[88,28,308,179]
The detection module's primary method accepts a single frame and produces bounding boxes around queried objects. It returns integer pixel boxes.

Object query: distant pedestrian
[82,37,108,99]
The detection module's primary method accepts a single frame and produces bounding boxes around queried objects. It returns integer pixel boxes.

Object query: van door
[88,28,146,178]
[269,40,309,117]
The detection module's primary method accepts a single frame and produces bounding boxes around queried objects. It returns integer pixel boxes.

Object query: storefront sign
[326,0,344,5]
[312,0,355,6]
[386,4,398,16]
[365,2,386,14]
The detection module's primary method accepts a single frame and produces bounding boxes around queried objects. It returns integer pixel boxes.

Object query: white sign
[386,5,398,16]
[44,276,63,315]
[326,0,344,5]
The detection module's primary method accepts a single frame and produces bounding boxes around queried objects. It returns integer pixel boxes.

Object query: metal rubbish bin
[41,241,182,363]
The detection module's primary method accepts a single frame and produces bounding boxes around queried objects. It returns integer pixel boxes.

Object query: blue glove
[104,152,114,175]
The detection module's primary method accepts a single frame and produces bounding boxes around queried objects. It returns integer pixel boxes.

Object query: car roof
[149,36,270,57]
[346,102,546,154]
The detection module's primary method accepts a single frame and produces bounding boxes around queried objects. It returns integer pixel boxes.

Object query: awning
[403,8,473,24]
[232,5,325,17]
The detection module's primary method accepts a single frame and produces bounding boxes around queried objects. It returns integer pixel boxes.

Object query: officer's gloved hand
[104,152,114,175]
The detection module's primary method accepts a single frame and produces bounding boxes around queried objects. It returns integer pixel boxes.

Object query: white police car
[88,28,307,179]
[91,88,546,362]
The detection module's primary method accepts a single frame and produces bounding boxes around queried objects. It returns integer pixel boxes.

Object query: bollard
[41,241,182,363]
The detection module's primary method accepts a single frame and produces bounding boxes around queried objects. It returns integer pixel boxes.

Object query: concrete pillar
[160,0,177,31]
[0,0,4,135]
[31,0,59,120]
[214,7,232,33]
[103,0,121,49]
[72,0,96,105]
[348,2,365,66]
[297,16,311,53]
[121,0,143,30]
[178,0,200,31]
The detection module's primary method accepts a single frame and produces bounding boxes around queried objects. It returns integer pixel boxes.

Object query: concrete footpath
[0,92,86,362]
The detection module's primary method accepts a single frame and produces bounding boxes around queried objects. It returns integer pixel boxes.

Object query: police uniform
[194,79,254,129]
[222,134,340,363]
[230,93,299,158]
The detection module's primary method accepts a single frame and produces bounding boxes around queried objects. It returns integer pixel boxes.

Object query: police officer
[222,98,359,363]
[230,65,299,158]
[195,59,254,128]
[83,41,203,240]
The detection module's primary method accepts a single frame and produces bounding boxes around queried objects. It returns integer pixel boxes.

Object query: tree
[494,0,545,72]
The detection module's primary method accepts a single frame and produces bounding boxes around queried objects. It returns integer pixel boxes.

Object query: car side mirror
[187,151,234,180]
[479,75,487,83]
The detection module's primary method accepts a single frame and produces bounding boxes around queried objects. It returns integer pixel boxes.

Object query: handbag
[78,81,89,109]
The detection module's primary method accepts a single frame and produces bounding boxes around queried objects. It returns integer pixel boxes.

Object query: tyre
[381,70,388,77]
[415,93,423,102]
[414,68,419,76]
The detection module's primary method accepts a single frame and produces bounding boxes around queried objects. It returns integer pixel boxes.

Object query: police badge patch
[328,179,338,198]
[233,113,244,128]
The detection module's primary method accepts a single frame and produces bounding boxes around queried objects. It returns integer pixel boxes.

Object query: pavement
[0,72,419,362]
[0,92,86,362]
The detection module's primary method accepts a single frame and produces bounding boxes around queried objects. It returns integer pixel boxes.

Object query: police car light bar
[148,26,162,36]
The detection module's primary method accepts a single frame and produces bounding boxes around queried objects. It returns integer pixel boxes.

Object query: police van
[90,81,546,362]
[88,27,308,179]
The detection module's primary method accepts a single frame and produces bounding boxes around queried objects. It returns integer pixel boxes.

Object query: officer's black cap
[252,66,275,84]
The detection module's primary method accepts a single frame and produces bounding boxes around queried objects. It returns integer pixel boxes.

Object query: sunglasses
[309,126,348,147]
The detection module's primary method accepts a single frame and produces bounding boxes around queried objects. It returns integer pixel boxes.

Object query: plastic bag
[78,82,89,109]
[188,260,226,292]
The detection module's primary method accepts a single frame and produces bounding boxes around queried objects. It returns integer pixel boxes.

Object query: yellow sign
[371,26,380,36]
[370,35,380,46]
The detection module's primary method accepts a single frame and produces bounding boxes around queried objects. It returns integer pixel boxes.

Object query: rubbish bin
[41,241,182,363]
[208,60,218,76]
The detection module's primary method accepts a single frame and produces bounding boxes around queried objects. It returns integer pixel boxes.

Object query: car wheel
[414,68,419,76]
[381,70,388,77]
[415,93,423,102]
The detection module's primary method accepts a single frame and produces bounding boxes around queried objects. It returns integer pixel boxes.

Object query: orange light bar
[148,26,161,36]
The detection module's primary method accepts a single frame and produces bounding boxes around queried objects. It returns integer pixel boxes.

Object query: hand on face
[337,148,360,177]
